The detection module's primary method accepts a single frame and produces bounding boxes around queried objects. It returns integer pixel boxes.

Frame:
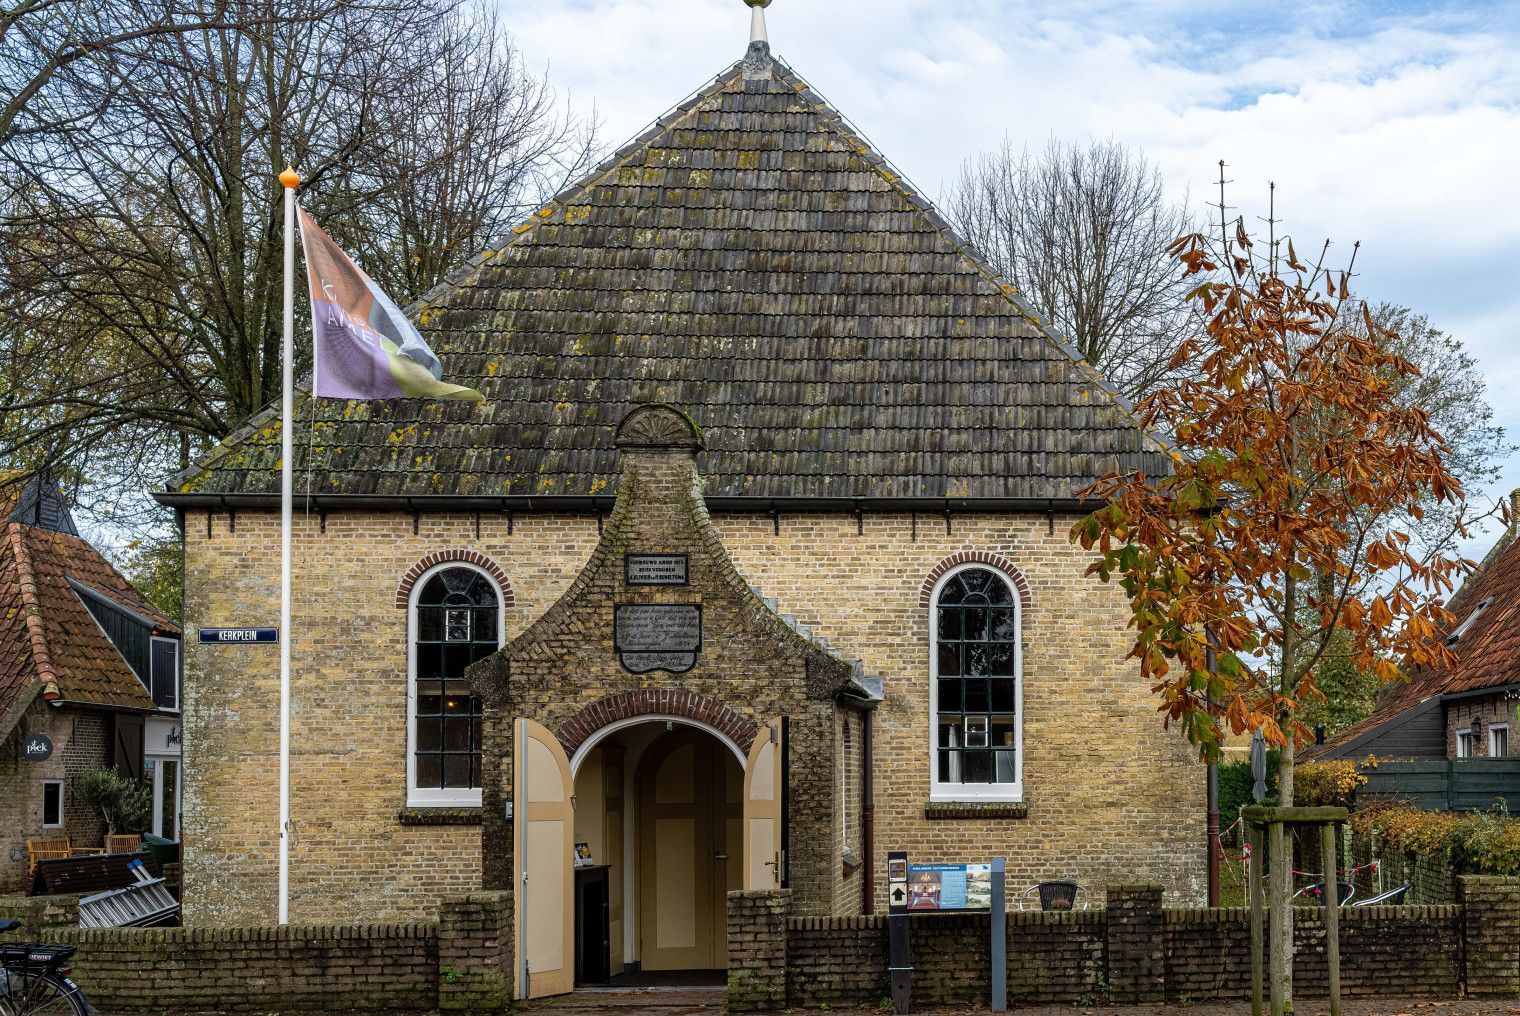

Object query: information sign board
[906,862,993,911]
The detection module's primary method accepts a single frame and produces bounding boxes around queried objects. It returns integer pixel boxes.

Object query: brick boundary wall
[731,880,1519,1010]
[0,891,514,1014]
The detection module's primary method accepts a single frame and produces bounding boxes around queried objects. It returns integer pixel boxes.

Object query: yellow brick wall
[181,506,1203,924]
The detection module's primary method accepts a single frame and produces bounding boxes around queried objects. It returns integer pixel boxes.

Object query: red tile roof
[1314,529,1520,756]
[1,520,178,723]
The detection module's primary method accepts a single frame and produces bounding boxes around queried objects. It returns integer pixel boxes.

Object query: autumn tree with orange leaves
[1075,179,1484,1009]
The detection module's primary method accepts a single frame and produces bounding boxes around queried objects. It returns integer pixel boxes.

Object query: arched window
[930,565,1022,801]
[408,565,501,806]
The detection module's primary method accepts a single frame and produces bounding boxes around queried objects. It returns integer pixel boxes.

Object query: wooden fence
[1362,758,1520,812]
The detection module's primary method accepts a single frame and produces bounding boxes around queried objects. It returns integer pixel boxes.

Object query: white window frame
[42,779,63,828]
[406,562,504,808]
[1490,724,1509,758]
[928,562,1024,803]
[1456,728,1474,758]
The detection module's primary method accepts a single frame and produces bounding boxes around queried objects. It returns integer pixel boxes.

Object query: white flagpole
[278,165,300,925]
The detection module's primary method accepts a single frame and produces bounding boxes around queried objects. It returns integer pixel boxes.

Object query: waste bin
[141,833,179,866]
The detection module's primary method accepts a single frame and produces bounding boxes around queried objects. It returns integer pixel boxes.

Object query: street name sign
[198,628,279,644]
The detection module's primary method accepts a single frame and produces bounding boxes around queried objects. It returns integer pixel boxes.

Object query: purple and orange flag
[297,208,483,402]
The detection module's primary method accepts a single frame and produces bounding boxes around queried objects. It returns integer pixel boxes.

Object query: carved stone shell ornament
[613,404,705,451]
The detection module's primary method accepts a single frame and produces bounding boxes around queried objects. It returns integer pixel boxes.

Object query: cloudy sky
[503,0,1520,535]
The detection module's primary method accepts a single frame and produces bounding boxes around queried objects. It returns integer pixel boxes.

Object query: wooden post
[1249,821,1265,1016]
[1268,820,1286,1016]
[1321,822,1341,1016]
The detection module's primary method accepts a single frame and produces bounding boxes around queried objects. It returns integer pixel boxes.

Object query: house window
[930,564,1022,801]
[1490,724,1509,758]
[1456,729,1474,758]
[42,779,63,828]
[408,565,501,806]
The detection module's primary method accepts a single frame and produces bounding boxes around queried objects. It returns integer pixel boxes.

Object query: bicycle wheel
[0,971,90,1016]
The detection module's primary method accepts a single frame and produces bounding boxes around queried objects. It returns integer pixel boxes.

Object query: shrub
[1351,803,1520,877]
[74,766,152,834]
[1294,759,1373,809]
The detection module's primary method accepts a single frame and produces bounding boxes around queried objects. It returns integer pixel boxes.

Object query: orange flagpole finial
[279,166,301,189]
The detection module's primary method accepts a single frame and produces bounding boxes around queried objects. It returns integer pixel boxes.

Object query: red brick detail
[395,552,514,609]
[557,690,759,757]
[918,552,1033,609]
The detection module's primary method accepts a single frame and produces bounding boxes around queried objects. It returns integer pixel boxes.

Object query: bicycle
[0,919,93,1015]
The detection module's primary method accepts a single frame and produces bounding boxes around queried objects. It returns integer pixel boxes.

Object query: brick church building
[159,14,1203,995]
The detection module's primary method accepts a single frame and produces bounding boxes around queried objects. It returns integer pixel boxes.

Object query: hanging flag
[297,208,483,402]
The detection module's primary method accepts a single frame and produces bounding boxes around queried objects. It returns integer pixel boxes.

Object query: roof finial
[745,0,771,47]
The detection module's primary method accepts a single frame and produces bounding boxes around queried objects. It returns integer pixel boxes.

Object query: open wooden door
[515,719,575,999]
[743,720,784,890]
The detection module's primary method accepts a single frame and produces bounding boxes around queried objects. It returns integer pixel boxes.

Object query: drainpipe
[863,707,876,915]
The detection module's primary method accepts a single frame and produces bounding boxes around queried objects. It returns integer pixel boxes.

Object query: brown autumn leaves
[1076,211,1482,762]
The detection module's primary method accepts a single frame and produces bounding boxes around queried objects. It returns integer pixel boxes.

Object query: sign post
[887,850,911,1015]
[990,857,1006,1012]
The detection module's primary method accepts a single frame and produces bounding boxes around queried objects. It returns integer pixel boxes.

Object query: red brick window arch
[923,554,1027,804]
[396,551,514,610]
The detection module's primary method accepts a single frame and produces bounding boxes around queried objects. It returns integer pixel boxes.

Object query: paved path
[95,990,1520,1015]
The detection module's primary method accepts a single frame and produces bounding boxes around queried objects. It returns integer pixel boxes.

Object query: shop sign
[625,554,688,586]
[21,733,53,762]
[614,604,702,674]
[905,862,993,911]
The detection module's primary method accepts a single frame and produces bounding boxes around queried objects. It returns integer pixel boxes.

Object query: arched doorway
[519,712,782,996]
[568,718,751,980]
[635,727,742,971]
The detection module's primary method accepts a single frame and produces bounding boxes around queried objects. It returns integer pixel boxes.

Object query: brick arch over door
[395,551,515,609]
[557,690,760,757]
[919,551,1033,610]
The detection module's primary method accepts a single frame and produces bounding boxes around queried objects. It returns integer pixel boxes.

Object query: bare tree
[944,137,1195,399]
[0,0,594,534]
[0,1,334,151]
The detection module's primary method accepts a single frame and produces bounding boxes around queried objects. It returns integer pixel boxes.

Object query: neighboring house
[0,473,183,891]
[157,20,1205,969]
[1313,499,1520,762]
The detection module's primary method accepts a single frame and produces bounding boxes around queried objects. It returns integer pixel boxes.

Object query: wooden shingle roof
[165,49,1168,505]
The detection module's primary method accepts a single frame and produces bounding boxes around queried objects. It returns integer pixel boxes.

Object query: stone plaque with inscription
[614,604,702,674]
[625,553,689,586]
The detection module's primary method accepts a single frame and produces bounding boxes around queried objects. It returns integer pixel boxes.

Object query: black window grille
[934,568,1018,785]
[413,568,497,790]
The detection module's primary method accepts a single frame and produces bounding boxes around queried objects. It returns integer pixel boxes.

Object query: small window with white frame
[1456,728,1475,758]
[42,779,63,828]
[1490,724,1509,758]
[408,564,502,807]
[930,564,1022,802]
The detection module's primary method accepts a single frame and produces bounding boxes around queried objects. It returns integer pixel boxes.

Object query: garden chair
[1020,880,1086,911]
[24,836,100,875]
[1353,884,1409,906]
[103,834,141,855]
